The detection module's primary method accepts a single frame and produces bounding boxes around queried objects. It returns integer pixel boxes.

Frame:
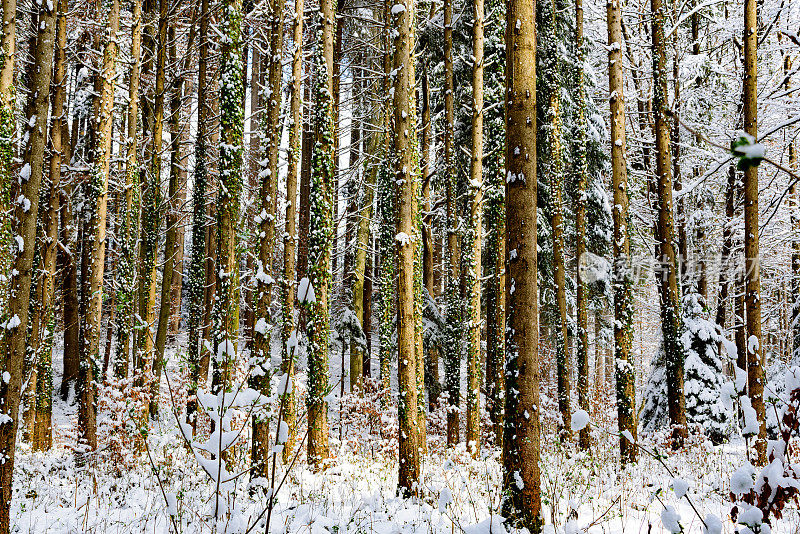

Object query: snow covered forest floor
[12,330,800,534]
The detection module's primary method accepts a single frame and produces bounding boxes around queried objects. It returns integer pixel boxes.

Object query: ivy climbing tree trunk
[306,0,336,468]
[0,0,15,317]
[539,0,570,441]
[483,0,506,451]
[212,0,245,396]
[502,0,542,527]
[607,0,636,464]
[186,0,211,425]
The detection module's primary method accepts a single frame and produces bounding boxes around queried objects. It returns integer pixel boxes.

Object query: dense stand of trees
[0,0,796,530]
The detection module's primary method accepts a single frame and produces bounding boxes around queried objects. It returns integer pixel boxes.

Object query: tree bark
[502,0,542,527]
[81,0,119,449]
[608,0,636,464]
[574,0,590,450]
[652,0,687,447]
[306,0,336,468]
[251,0,285,478]
[280,0,304,463]
[212,0,245,395]
[743,0,766,464]
[392,0,421,495]
[0,0,55,527]
[186,0,211,426]
[465,0,483,457]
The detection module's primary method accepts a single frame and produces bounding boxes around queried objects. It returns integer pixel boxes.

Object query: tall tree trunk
[80,0,119,449]
[420,64,440,409]
[136,0,165,400]
[540,0,570,441]
[791,138,799,364]
[377,4,395,407]
[483,0,506,451]
[574,0,590,451]
[0,0,55,528]
[33,0,68,451]
[608,0,636,464]
[153,18,195,417]
[743,0,766,464]
[652,0,687,447]
[212,0,245,393]
[347,62,364,392]
[392,0,421,495]
[280,0,304,463]
[443,0,460,446]
[114,0,142,379]
[306,0,335,468]
[186,0,211,426]
[502,0,542,527]
[351,121,377,396]
[0,0,15,322]
[716,163,736,349]
[297,76,313,284]
[251,0,286,478]
[465,0,483,457]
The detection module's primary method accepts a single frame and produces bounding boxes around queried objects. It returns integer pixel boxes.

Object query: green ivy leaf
[731,133,765,171]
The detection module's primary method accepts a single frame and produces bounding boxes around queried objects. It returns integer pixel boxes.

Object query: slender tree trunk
[465,0,483,457]
[306,0,336,468]
[443,0,460,446]
[502,0,541,527]
[540,0,570,440]
[280,0,304,463]
[392,0,421,495]
[574,0,590,451]
[791,140,799,364]
[152,19,194,417]
[420,65,440,409]
[607,0,636,464]
[114,0,142,379]
[652,0,687,447]
[377,3,395,408]
[60,178,80,398]
[251,0,286,478]
[136,0,166,400]
[0,0,15,323]
[483,0,506,451]
[33,0,68,451]
[186,0,211,425]
[743,0,766,464]
[212,0,245,396]
[80,0,119,449]
[347,63,364,393]
[298,76,313,284]
[351,128,378,396]
[716,163,736,346]
[0,0,55,527]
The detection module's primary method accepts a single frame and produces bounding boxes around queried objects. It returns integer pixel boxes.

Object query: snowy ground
[11,323,800,533]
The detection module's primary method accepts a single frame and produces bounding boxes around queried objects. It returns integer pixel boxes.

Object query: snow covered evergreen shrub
[642,293,734,443]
